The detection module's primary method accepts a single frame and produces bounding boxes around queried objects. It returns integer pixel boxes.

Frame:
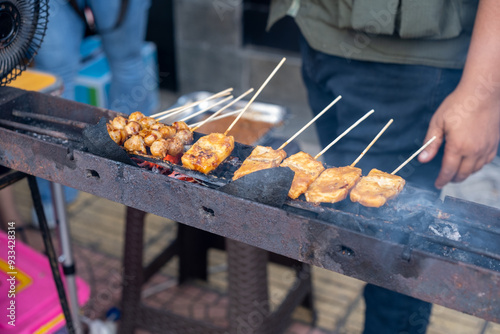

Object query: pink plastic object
[0,231,90,333]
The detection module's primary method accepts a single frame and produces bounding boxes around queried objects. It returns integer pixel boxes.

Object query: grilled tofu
[232,145,287,180]
[305,166,362,204]
[280,151,325,199]
[181,133,234,174]
[350,168,405,207]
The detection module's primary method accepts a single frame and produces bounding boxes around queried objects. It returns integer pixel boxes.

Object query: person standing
[34,0,153,225]
[268,0,500,333]
[36,0,154,114]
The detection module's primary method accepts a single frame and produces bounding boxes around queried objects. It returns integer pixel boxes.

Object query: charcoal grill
[1,86,500,330]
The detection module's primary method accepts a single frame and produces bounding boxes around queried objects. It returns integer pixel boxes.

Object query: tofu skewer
[283,109,376,200]
[349,169,406,207]
[182,58,287,174]
[280,151,325,199]
[305,119,393,204]
[350,136,436,207]
[181,132,235,174]
[305,166,362,203]
[232,95,342,181]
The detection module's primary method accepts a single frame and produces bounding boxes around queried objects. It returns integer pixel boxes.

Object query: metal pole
[27,176,75,334]
[50,182,83,334]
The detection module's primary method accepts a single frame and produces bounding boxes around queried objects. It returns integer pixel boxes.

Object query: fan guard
[0,0,48,85]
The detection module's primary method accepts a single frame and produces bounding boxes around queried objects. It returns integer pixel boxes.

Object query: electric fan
[0,0,48,85]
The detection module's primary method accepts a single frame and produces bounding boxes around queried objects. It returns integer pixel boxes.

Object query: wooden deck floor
[9,179,500,334]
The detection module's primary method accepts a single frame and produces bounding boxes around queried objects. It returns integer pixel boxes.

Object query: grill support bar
[1,88,500,323]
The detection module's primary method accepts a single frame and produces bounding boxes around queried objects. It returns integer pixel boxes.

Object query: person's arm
[418,0,500,189]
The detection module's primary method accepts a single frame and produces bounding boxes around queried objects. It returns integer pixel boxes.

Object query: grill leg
[178,223,209,283]
[227,239,270,334]
[119,207,146,333]
[298,263,314,310]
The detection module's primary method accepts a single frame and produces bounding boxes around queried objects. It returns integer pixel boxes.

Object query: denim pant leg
[37,0,153,115]
[363,285,432,334]
[90,0,154,115]
[34,0,84,209]
[35,0,86,100]
[300,36,462,333]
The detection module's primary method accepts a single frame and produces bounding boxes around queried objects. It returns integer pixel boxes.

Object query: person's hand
[418,83,500,189]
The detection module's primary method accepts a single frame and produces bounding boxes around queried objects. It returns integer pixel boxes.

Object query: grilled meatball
[172,121,190,131]
[150,139,169,158]
[150,123,163,131]
[111,116,127,130]
[174,129,194,145]
[124,135,147,154]
[139,116,157,129]
[129,111,145,122]
[108,129,123,145]
[138,129,149,138]
[143,130,163,147]
[159,125,176,139]
[166,137,184,157]
[124,121,141,137]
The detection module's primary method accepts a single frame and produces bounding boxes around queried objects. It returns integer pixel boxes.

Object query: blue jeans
[300,36,462,333]
[35,0,154,115]
[34,0,152,212]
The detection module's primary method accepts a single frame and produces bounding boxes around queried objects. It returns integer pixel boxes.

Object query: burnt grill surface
[1,87,500,323]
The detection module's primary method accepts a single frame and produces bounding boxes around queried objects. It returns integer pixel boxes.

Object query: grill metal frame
[1,87,500,323]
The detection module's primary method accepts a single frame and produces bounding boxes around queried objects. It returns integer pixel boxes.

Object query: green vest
[268,0,479,69]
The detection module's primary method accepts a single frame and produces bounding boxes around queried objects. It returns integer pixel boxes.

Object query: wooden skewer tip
[278,95,342,151]
[189,88,255,131]
[224,59,286,136]
[151,87,234,119]
[391,136,437,175]
[350,118,393,167]
[313,108,374,160]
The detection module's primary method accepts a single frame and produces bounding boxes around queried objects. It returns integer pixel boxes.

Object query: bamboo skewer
[391,136,437,175]
[190,88,254,132]
[151,88,233,119]
[224,57,286,136]
[178,95,233,123]
[156,100,209,121]
[278,95,342,151]
[155,102,201,121]
[314,109,375,160]
[188,108,244,129]
[152,87,233,118]
[350,119,393,167]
